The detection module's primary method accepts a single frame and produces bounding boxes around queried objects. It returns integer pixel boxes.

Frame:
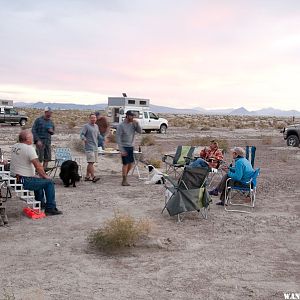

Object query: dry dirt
[0,124,299,300]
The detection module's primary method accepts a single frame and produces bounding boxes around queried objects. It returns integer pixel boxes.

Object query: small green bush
[88,213,151,252]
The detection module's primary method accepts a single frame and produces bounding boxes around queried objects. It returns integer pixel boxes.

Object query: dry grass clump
[200,126,210,131]
[88,213,151,252]
[68,121,76,129]
[278,152,288,163]
[140,135,156,146]
[217,139,229,153]
[72,139,85,153]
[147,158,161,168]
[189,136,212,146]
[261,136,273,145]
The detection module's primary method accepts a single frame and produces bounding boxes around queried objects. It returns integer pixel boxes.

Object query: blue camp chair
[224,168,260,213]
[48,148,82,178]
[246,146,256,167]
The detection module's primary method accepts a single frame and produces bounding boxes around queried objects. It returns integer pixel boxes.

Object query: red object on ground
[23,207,46,219]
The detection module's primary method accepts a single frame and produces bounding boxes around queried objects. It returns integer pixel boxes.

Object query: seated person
[209,147,255,206]
[10,130,62,216]
[190,140,224,169]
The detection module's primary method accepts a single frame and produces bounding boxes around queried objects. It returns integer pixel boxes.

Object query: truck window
[149,112,158,120]
[144,112,149,119]
[128,100,135,105]
[140,100,147,105]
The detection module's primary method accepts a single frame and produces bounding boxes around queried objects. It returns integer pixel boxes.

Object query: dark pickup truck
[0,107,28,126]
[282,124,300,147]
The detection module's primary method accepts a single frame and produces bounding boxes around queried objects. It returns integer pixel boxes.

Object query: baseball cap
[126,110,135,116]
[44,106,52,112]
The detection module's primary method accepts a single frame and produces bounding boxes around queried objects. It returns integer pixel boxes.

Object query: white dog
[144,165,165,184]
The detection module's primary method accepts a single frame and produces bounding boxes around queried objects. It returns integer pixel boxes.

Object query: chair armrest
[162,154,175,163]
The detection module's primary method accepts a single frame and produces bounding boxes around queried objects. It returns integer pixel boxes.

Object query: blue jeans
[22,177,56,210]
[190,158,209,168]
[98,134,105,149]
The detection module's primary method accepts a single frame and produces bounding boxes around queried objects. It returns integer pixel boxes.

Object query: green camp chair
[162,166,211,221]
[162,146,195,178]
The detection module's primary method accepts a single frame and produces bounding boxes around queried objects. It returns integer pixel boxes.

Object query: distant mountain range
[14,101,300,117]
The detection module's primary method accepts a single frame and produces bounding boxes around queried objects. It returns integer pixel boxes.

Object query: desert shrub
[68,121,76,129]
[217,139,229,153]
[200,126,210,131]
[261,136,273,145]
[88,213,151,252]
[107,132,116,143]
[147,158,161,168]
[140,135,156,146]
[189,136,212,146]
[72,139,85,153]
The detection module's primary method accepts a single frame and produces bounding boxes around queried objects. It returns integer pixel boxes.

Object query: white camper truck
[107,97,168,134]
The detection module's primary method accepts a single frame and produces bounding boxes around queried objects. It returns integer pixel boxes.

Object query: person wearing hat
[116,110,142,186]
[32,106,55,170]
[209,147,255,206]
[190,140,224,169]
[95,111,109,150]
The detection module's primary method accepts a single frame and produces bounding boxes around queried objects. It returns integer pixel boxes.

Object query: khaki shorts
[86,151,98,163]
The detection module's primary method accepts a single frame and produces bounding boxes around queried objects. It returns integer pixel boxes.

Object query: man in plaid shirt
[32,106,55,170]
[190,140,224,169]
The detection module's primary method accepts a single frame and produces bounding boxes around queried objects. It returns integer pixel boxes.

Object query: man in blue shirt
[32,107,55,170]
[209,147,255,206]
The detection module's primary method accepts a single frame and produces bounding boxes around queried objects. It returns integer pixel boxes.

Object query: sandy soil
[0,124,299,300]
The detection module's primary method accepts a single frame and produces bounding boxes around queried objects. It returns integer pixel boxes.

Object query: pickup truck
[0,107,28,126]
[282,124,300,147]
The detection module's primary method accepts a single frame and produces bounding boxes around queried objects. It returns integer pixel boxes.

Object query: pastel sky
[0,0,299,110]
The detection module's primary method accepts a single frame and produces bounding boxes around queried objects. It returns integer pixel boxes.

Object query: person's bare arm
[31,159,51,179]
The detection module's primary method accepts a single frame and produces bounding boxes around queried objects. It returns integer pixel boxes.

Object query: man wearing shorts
[32,106,55,170]
[116,110,142,186]
[80,113,101,183]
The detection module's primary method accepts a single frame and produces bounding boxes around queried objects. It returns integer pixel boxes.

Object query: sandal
[92,176,100,183]
[84,177,92,181]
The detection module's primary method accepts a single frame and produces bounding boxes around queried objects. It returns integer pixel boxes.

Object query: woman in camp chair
[190,140,224,169]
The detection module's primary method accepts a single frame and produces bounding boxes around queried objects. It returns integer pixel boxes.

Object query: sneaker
[209,189,219,196]
[216,201,225,206]
[45,208,63,216]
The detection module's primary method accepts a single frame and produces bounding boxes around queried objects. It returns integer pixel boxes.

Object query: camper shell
[0,99,28,126]
[107,96,168,134]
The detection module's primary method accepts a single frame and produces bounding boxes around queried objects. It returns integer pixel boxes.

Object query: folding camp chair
[162,166,211,221]
[47,147,82,178]
[246,146,256,167]
[162,146,195,178]
[224,168,260,213]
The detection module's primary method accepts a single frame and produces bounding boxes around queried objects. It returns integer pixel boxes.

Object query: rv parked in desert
[0,99,28,126]
[107,96,168,134]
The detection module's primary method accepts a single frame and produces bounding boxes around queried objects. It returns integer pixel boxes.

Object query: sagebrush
[88,213,151,252]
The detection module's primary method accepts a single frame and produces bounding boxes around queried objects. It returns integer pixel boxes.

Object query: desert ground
[0,115,299,300]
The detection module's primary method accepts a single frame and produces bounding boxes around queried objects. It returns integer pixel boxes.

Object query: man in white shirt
[10,130,62,216]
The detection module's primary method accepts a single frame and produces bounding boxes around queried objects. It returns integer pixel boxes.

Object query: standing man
[10,130,62,215]
[116,110,142,186]
[80,113,101,183]
[32,106,55,170]
[95,111,110,150]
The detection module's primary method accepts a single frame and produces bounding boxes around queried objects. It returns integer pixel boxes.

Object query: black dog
[59,160,80,187]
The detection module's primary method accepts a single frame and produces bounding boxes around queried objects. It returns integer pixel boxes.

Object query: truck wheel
[19,119,26,126]
[287,135,299,147]
[159,124,167,134]
[144,130,152,134]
